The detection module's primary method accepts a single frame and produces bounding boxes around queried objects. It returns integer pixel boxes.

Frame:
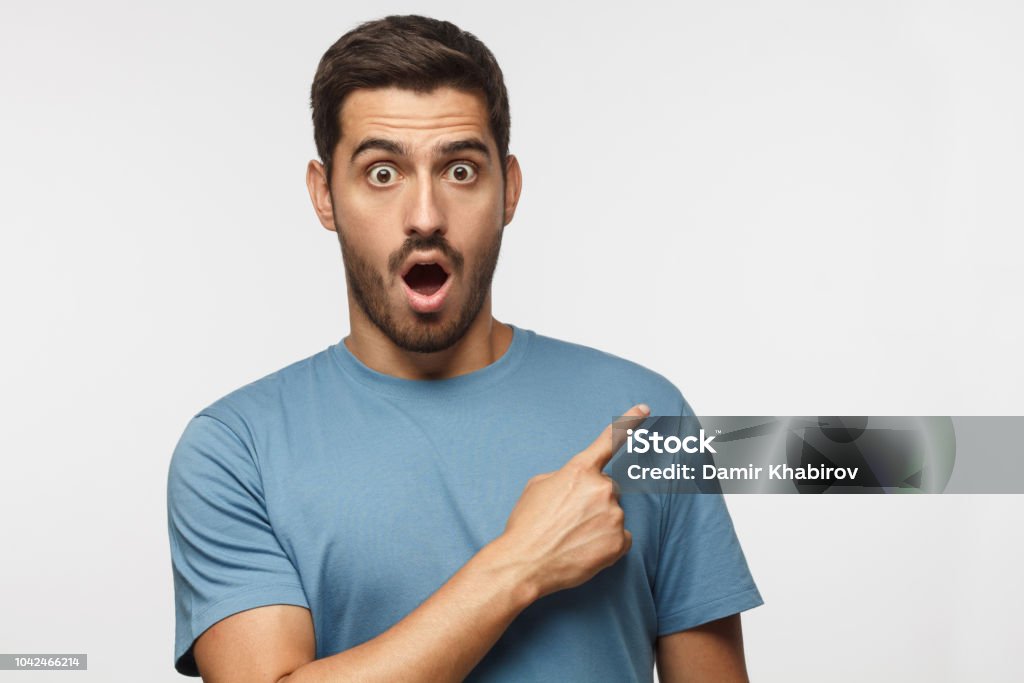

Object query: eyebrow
[349,137,492,163]
[434,138,491,160]
[350,138,409,162]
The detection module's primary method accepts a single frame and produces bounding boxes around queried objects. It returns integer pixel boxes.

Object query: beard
[336,225,503,354]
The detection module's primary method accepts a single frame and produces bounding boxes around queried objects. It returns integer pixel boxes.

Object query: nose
[404,176,446,238]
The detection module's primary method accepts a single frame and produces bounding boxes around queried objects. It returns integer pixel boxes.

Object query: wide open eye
[445,163,477,183]
[367,164,401,187]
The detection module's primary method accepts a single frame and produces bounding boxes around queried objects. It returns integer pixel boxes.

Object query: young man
[167,15,762,682]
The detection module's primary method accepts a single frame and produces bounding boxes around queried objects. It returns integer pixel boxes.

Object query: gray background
[2,0,1022,680]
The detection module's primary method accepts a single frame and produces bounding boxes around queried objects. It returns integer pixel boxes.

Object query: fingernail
[637,404,650,416]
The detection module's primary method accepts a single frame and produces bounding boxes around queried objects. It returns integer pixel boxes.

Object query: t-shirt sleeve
[652,391,763,635]
[167,413,310,677]
[653,492,763,635]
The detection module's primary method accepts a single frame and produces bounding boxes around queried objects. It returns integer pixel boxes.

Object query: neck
[343,295,514,380]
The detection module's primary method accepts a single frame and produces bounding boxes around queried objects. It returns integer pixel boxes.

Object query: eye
[367,164,401,187]
[445,163,477,183]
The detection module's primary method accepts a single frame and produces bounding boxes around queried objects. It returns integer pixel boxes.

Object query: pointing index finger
[571,403,650,471]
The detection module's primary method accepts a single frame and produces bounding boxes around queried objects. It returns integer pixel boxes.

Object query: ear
[502,154,523,226]
[306,159,337,232]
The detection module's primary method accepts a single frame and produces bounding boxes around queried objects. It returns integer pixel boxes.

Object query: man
[167,15,762,682]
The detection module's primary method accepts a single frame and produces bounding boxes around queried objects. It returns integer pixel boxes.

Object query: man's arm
[194,536,535,683]
[655,614,750,683]
[192,404,650,683]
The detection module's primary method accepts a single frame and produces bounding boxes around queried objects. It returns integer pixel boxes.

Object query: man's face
[314,86,519,353]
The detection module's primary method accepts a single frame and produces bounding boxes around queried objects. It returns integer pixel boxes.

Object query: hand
[496,404,650,599]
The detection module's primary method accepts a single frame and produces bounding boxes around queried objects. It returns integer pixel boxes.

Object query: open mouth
[402,262,449,296]
[400,260,452,314]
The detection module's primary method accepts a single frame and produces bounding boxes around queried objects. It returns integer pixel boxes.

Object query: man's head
[306,15,521,354]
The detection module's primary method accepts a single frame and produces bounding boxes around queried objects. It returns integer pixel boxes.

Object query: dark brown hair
[311,15,510,183]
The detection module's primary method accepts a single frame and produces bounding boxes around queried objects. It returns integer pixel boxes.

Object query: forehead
[338,86,493,151]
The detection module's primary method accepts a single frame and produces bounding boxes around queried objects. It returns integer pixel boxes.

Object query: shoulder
[521,328,694,416]
[178,345,338,454]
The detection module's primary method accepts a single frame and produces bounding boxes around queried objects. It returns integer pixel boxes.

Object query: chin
[375,302,477,354]
[387,323,466,354]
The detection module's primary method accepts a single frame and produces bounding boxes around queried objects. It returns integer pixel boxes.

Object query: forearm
[281,536,536,683]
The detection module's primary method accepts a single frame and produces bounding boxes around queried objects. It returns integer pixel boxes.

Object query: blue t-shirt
[167,325,762,680]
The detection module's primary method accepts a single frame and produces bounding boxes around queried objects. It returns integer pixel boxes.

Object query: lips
[400,256,452,314]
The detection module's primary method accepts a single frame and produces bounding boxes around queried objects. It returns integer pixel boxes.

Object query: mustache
[388,233,465,275]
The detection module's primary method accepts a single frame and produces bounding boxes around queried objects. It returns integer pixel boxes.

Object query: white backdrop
[2,1,1021,681]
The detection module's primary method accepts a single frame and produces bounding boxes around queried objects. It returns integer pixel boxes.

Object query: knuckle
[620,534,632,554]
[611,506,625,525]
[565,458,587,475]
